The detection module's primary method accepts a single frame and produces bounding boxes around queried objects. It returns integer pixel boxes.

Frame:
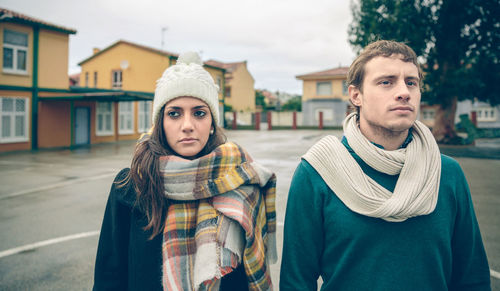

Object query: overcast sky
[2,0,356,94]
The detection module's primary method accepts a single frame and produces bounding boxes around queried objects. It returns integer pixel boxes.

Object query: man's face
[349,55,421,136]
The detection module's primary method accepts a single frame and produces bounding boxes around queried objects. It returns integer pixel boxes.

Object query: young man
[280,40,491,291]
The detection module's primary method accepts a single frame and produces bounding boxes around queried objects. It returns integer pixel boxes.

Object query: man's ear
[349,85,362,107]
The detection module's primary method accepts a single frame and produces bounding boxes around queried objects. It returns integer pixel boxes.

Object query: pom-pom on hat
[152,51,220,125]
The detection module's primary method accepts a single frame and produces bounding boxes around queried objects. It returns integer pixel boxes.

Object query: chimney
[93,48,100,54]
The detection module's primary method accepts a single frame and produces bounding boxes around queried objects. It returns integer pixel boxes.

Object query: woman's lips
[179,138,197,144]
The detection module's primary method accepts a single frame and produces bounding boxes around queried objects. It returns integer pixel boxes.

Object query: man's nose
[395,80,410,101]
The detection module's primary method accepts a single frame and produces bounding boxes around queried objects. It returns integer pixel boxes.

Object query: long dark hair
[124,105,226,239]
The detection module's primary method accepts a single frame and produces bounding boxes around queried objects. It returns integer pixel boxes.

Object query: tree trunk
[431,96,459,144]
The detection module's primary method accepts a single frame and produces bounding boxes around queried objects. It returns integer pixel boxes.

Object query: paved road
[0,130,498,290]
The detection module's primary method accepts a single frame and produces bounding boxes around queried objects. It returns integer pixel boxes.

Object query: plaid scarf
[159,142,277,291]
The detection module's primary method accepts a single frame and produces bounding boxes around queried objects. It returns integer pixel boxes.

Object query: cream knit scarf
[303,112,441,222]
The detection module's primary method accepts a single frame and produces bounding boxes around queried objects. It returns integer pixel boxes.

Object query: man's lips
[390,106,414,112]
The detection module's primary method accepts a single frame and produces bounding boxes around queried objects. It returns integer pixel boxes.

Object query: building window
[225,87,231,98]
[3,29,28,74]
[421,108,436,120]
[138,101,152,133]
[342,80,348,95]
[316,82,332,96]
[96,102,114,136]
[216,76,222,91]
[118,102,134,134]
[477,107,497,122]
[94,71,98,88]
[0,97,29,143]
[85,72,89,87]
[112,70,122,89]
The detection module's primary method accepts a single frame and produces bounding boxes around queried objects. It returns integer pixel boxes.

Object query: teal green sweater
[280,139,491,291]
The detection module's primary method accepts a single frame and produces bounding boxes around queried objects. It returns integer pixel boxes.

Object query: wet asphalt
[0,130,498,290]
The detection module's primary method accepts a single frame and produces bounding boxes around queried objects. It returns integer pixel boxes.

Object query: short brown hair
[347,40,423,93]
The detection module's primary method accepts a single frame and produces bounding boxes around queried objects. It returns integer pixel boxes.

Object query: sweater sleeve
[280,160,324,291]
[93,169,132,291]
[448,158,491,290]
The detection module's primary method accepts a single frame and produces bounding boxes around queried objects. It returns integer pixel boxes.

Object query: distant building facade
[205,60,255,112]
[296,67,350,126]
[297,65,500,130]
[79,40,226,135]
[0,8,225,153]
[0,8,77,152]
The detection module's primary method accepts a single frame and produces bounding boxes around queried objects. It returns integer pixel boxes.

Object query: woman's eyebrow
[166,106,182,110]
[166,105,208,110]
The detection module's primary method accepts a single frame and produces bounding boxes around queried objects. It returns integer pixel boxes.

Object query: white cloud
[2,0,356,94]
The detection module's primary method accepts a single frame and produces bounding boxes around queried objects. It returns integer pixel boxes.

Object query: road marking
[1,229,499,281]
[0,160,54,166]
[0,172,116,200]
[492,269,500,280]
[0,230,100,259]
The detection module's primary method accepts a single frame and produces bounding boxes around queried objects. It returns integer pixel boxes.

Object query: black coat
[93,168,248,291]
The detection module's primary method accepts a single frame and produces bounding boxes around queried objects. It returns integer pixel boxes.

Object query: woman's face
[163,96,213,158]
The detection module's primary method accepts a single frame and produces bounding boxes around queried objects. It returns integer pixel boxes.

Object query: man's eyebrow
[373,74,420,81]
[373,74,397,81]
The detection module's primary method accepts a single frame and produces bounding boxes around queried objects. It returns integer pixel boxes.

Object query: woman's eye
[167,111,180,118]
[194,110,207,118]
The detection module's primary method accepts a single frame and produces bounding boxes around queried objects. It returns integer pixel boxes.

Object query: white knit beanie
[152,51,220,125]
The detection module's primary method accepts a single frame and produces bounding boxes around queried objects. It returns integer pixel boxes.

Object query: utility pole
[161,27,168,50]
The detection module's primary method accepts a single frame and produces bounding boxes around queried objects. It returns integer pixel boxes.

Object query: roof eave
[1,17,76,35]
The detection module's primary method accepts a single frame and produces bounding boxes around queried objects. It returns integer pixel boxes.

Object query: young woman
[93,52,277,291]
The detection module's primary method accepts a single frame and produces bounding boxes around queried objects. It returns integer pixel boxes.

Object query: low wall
[225,111,304,127]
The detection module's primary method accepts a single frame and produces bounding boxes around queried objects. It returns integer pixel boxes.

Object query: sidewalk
[439,138,500,160]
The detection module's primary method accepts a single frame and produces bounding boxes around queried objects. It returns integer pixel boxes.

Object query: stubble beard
[365,118,414,141]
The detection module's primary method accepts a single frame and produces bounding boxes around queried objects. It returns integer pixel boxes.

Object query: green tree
[281,95,302,111]
[349,0,500,143]
[223,103,233,112]
[255,90,274,112]
[255,90,268,111]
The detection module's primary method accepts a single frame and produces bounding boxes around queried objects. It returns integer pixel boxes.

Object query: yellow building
[78,40,226,144]
[296,66,350,126]
[205,60,255,112]
[0,9,226,153]
[0,8,76,152]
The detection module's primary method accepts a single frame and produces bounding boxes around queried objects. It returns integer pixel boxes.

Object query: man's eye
[194,110,207,118]
[407,80,418,87]
[379,80,391,85]
[167,111,180,118]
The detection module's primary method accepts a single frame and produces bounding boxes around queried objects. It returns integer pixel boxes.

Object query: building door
[75,107,90,145]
